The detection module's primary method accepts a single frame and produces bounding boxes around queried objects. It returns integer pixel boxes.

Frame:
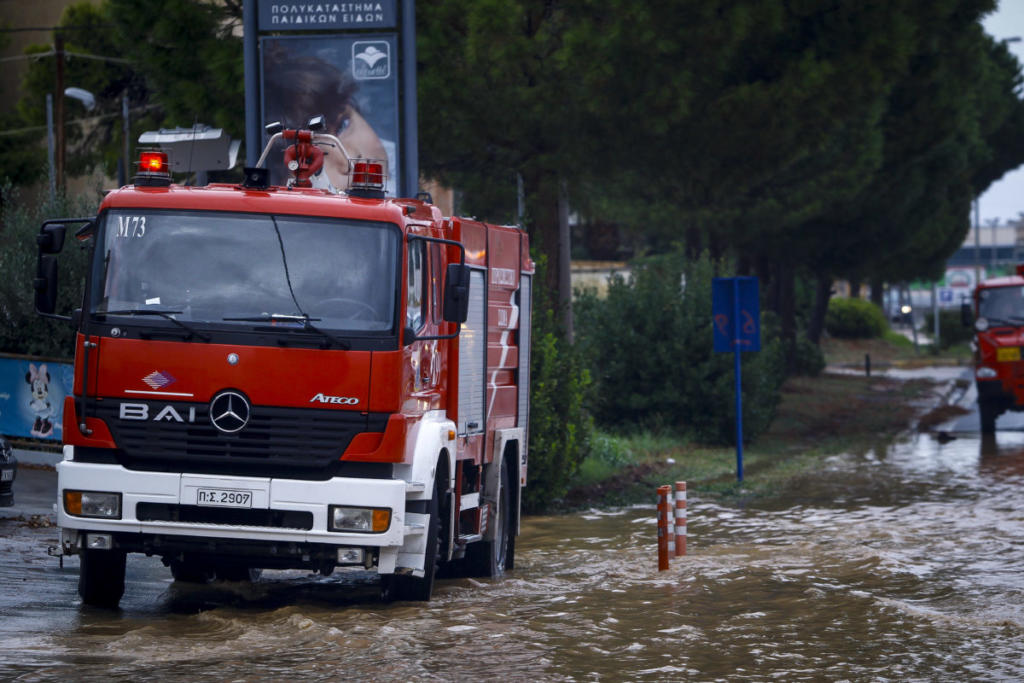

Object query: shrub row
[824,297,887,339]
[574,252,786,445]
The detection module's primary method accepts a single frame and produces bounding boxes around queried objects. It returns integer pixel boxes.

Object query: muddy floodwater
[2,430,1023,681]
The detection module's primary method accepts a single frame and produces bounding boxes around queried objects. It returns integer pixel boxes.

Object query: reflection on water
[2,431,1023,680]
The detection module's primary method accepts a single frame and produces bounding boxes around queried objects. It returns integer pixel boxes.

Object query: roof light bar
[348,159,387,197]
[135,150,172,187]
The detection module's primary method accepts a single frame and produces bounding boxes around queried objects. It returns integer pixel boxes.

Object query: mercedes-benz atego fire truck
[34,118,533,607]
[963,264,1024,433]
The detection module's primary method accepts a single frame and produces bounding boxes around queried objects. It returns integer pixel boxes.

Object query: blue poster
[0,356,73,441]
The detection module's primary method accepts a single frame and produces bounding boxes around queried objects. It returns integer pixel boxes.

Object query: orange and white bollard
[674,481,687,556]
[657,485,671,571]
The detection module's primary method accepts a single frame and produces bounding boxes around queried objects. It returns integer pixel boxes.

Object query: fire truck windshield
[978,285,1024,324]
[90,210,398,334]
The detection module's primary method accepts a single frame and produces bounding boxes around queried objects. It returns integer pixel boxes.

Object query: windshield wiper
[100,309,212,342]
[222,313,351,350]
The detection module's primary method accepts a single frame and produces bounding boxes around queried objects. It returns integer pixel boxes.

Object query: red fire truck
[34,119,533,607]
[963,265,1024,432]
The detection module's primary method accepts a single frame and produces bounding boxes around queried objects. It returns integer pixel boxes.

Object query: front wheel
[79,549,126,608]
[979,400,998,434]
[382,492,442,602]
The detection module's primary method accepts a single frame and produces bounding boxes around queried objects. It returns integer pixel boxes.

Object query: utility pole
[974,199,981,288]
[121,94,130,186]
[54,30,65,192]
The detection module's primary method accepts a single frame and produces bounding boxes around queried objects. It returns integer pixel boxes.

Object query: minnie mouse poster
[26,363,54,438]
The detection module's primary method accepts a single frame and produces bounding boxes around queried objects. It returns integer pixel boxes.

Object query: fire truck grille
[91,399,390,479]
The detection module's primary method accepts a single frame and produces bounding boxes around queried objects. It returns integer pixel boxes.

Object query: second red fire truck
[964,265,1024,432]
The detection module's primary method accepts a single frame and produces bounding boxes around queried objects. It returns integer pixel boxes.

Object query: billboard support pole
[243,0,259,167]
[401,0,418,197]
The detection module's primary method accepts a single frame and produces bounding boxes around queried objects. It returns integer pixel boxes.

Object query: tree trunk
[806,273,833,344]
[869,276,884,306]
[558,178,573,343]
[778,262,796,365]
[524,168,572,341]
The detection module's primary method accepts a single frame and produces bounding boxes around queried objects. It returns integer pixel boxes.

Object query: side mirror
[443,263,470,323]
[34,255,59,315]
[37,224,67,254]
[961,301,974,328]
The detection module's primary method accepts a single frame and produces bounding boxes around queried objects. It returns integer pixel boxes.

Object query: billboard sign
[260,34,400,195]
[258,1,397,30]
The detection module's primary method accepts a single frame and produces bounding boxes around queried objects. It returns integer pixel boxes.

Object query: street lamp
[57,86,133,187]
[64,87,95,111]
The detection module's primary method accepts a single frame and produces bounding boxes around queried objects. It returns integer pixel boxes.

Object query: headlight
[977,366,998,379]
[328,505,390,533]
[63,490,122,518]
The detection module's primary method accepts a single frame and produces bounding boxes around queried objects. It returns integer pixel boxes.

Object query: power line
[0,26,115,33]
[0,49,131,64]
[0,103,158,137]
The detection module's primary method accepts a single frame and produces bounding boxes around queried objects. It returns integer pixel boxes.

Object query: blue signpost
[712,277,760,482]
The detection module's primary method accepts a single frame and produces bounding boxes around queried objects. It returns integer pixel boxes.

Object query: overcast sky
[980,2,1024,224]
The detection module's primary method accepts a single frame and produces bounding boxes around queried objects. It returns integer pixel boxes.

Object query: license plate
[196,488,252,508]
[997,347,1021,362]
[1,470,12,482]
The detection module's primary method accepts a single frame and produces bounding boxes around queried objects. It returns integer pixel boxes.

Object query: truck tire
[382,492,441,602]
[465,463,514,578]
[79,549,126,608]
[169,556,216,584]
[979,400,998,434]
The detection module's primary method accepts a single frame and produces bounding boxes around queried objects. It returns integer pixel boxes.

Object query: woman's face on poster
[323,105,388,190]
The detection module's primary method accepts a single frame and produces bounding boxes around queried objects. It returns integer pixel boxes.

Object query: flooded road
[2,428,1023,681]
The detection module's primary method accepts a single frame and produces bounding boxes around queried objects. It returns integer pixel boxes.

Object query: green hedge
[523,256,593,512]
[0,182,97,357]
[923,309,973,349]
[824,297,887,339]
[575,252,785,444]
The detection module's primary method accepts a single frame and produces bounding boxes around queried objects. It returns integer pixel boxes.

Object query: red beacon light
[134,150,172,187]
[348,159,386,198]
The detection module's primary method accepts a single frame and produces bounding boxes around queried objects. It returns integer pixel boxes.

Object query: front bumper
[56,458,422,573]
[977,378,1021,410]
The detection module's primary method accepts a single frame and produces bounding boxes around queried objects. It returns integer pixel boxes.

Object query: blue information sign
[712,277,761,353]
[711,276,760,483]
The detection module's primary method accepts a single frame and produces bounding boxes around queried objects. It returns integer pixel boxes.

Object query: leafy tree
[0,181,96,357]
[10,0,244,185]
[418,0,581,330]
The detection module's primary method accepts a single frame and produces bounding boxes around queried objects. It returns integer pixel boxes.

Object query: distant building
[946,220,1023,272]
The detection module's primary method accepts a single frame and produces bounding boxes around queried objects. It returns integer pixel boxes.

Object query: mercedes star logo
[209,390,250,433]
